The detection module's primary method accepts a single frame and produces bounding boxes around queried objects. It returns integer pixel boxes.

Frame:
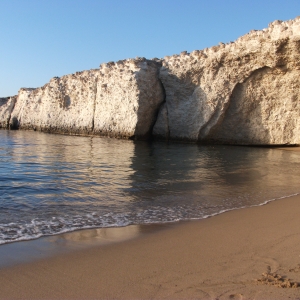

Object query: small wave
[1,192,299,245]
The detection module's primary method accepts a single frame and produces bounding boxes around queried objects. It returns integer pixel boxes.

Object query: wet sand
[0,192,300,299]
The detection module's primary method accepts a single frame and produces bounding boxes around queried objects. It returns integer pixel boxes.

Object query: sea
[1,130,300,245]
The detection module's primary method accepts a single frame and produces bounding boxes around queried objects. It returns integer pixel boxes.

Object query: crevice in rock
[150,73,170,140]
[7,97,17,129]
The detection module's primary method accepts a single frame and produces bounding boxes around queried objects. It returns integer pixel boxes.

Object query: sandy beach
[0,190,299,299]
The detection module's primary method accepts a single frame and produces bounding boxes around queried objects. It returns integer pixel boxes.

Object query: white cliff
[153,17,300,145]
[10,70,97,134]
[94,58,164,138]
[0,96,16,129]
[7,59,164,139]
[1,17,299,145]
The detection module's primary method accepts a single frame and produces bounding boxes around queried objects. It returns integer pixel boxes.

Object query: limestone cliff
[0,96,16,129]
[10,71,97,134]
[7,59,164,139]
[1,17,299,145]
[94,58,164,139]
[153,17,300,145]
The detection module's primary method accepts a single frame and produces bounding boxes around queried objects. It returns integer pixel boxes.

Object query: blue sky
[1,0,299,97]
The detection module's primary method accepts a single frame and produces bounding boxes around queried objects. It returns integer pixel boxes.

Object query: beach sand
[0,192,299,299]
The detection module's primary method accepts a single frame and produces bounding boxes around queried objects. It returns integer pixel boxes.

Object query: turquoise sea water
[0,130,299,245]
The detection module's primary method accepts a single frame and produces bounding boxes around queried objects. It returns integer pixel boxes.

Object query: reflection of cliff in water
[2,131,137,214]
[126,141,300,210]
[2,130,300,229]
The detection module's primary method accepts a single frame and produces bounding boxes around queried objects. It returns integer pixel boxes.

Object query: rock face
[153,17,300,145]
[1,17,300,145]
[10,70,98,134]
[0,97,16,129]
[94,58,164,139]
[206,66,300,145]
[8,59,164,139]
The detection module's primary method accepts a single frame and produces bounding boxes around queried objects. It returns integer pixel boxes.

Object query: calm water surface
[0,130,300,244]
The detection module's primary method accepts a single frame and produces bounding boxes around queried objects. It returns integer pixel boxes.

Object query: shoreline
[1,194,300,299]
[1,189,299,269]
[2,128,300,147]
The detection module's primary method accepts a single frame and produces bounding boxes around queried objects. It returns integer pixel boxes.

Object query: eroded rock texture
[2,17,300,145]
[153,17,300,145]
[8,59,164,139]
[10,70,98,135]
[207,66,300,145]
[0,97,16,129]
[94,58,164,139]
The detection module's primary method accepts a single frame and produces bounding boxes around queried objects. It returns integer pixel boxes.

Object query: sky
[1,0,299,97]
